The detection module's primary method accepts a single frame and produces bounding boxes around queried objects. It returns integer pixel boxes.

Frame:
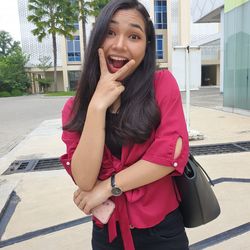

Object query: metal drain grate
[34,158,62,170]
[2,141,250,175]
[3,160,38,175]
[3,158,62,175]
[17,162,29,170]
[190,141,250,156]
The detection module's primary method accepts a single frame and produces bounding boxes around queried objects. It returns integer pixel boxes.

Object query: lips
[107,55,129,70]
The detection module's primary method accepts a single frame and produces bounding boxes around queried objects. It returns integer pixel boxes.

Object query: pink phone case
[91,199,115,224]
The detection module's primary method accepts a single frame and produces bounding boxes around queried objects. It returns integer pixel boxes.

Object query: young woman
[60,0,189,249]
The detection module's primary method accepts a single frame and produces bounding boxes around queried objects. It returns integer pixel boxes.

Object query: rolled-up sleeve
[60,97,80,180]
[142,70,189,175]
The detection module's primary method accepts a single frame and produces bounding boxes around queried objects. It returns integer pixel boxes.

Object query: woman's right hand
[73,179,111,215]
[89,48,135,111]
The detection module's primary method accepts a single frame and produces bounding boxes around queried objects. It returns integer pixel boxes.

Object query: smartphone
[91,199,115,224]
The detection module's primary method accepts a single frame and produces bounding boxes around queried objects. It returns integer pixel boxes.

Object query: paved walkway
[0,95,69,158]
[0,100,250,249]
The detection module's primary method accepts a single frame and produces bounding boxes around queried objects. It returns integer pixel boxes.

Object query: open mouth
[107,56,129,70]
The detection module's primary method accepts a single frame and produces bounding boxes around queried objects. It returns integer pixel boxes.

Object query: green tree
[90,0,110,17]
[78,1,92,52]
[37,56,52,72]
[36,56,53,92]
[0,31,21,57]
[76,0,110,53]
[0,45,30,93]
[27,0,78,91]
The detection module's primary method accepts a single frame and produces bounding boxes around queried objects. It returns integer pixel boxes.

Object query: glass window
[67,40,74,51]
[74,23,79,30]
[154,0,167,30]
[67,36,81,62]
[156,35,164,60]
[224,1,250,110]
[68,71,81,90]
[156,13,162,23]
[157,39,162,50]
[75,42,80,51]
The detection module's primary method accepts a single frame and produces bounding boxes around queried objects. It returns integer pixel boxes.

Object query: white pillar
[167,0,173,70]
[185,47,190,131]
[220,8,224,93]
[60,35,69,91]
[179,0,191,47]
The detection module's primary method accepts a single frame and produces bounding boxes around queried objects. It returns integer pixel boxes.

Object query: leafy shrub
[11,89,23,96]
[38,78,52,93]
[0,91,11,97]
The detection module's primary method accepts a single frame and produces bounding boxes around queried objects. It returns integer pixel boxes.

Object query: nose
[112,35,127,50]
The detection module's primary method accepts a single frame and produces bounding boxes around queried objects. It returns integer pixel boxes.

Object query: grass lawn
[45,91,75,96]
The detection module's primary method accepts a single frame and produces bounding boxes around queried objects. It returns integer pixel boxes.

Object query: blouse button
[173,162,178,167]
[129,224,134,229]
[66,161,70,166]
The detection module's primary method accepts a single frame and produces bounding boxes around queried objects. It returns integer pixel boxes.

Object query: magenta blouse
[60,70,189,250]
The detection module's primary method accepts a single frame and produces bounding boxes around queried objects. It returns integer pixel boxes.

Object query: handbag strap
[189,154,215,186]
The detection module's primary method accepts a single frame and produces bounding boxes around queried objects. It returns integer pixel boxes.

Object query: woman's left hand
[73,179,111,215]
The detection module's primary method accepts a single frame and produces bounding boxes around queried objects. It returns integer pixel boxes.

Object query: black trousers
[92,208,189,250]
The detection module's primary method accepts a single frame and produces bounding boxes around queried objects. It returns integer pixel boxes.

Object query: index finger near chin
[113,59,135,80]
[98,48,108,75]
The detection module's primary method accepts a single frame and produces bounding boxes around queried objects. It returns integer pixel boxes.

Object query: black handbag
[175,154,221,228]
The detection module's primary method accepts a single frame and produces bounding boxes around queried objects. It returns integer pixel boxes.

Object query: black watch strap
[111,174,116,188]
[111,174,122,196]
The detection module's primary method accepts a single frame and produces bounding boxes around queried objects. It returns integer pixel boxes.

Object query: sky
[0,0,21,41]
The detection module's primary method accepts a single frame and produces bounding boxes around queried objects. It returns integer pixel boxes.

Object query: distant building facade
[18,0,225,93]
[191,0,250,112]
[18,0,95,92]
[191,0,222,88]
[18,0,169,92]
[223,0,250,112]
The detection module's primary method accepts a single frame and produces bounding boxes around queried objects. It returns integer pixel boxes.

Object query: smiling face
[101,9,147,80]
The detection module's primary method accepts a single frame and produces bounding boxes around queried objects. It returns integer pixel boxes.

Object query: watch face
[112,187,122,196]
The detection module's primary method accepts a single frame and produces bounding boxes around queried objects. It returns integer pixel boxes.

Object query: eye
[107,30,115,37]
[129,34,140,40]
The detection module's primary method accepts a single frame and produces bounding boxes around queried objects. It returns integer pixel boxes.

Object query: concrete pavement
[0,95,69,158]
[0,98,250,249]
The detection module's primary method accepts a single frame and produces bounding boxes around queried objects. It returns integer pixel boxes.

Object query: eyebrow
[110,20,144,32]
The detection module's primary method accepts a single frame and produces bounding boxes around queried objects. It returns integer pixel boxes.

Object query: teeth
[110,56,128,61]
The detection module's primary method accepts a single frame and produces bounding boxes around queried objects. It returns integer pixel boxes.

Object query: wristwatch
[111,174,122,196]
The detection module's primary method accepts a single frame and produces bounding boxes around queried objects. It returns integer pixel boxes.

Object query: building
[18,0,169,93]
[18,0,94,93]
[191,0,250,112]
[224,0,250,112]
[191,0,222,88]
[143,1,220,91]
[17,0,223,92]
[145,0,169,68]
[191,0,223,89]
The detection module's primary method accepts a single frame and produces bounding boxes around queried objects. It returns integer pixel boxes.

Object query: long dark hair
[64,0,160,144]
